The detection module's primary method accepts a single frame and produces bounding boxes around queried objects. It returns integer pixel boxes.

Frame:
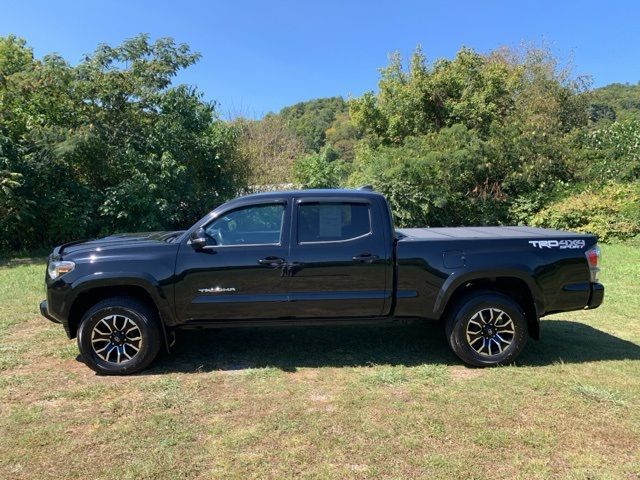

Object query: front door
[173,201,292,321]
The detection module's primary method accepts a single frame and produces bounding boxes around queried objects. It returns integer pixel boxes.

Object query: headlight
[48,260,75,279]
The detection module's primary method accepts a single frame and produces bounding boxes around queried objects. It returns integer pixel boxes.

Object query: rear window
[298,202,371,243]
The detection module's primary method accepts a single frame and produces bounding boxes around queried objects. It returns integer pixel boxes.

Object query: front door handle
[352,253,379,263]
[258,256,285,267]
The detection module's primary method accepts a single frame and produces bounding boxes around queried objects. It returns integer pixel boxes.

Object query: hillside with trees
[1,35,639,251]
[589,82,640,122]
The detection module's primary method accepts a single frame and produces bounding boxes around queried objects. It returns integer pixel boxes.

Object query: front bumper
[40,300,61,324]
[586,283,604,309]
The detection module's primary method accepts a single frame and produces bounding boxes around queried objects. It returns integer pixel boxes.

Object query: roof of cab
[229,188,384,202]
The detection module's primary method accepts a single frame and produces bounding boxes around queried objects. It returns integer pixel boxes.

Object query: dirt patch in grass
[448,365,484,380]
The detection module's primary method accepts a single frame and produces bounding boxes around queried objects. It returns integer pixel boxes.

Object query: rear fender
[435,268,543,315]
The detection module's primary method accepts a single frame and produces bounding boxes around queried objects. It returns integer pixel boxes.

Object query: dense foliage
[346,46,594,227]
[588,82,640,122]
[277,97,348,152]
[531,183,640,241]
[338,47,637,234]
[575,120,640,181]
[0,35,246,250]
[233,115,304,187]
[1,35,639,251]
[293,147,345,189]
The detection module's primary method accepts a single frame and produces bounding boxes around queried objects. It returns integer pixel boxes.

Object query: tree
[349,46,521,144]
[277,97,348,152]
[234,115,305,188]
[349,125,510,227]
[0,34,247,251]
[588,103,616,123]
[349,45,588,145]
[589,82,640,122]
[293,147,347,189]
[346,45,591,228]
[324,112,361,162]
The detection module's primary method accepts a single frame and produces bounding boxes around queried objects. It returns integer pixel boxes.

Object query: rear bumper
[39,300,61,324]
[586,283,604,309]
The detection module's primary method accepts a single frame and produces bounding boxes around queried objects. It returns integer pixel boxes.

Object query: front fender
[49,271,176,333]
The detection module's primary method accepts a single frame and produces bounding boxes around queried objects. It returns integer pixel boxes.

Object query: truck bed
[396,226,592,241]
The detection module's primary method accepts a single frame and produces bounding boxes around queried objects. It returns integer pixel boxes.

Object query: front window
[298,202,371,243]
[205,203,285,246]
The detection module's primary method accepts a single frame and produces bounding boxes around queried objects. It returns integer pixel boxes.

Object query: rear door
[286,196,390,318]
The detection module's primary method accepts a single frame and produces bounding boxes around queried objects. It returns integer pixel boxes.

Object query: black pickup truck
[40,188,604,374]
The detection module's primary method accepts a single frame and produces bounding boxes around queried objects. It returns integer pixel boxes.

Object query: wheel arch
[437,272,541,340]
[66,274,174,350]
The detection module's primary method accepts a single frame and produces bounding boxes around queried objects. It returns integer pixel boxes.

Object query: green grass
[0,245,639,479]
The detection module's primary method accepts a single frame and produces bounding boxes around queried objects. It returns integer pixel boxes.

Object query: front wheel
[445,291,528,367]
[77,296,162,375]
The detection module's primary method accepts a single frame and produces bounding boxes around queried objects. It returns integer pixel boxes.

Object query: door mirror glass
[189,228,208,250]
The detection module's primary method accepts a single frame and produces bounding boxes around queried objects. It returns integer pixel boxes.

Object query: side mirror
[188,228,208,250]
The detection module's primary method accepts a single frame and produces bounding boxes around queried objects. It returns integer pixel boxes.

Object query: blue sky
[2,0,639,116]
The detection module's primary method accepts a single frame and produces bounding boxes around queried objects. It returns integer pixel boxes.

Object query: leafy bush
[293,147,348,189]
[508,181,577,226]
[530,183,640,241]
[576,120,640,182]
[349,125,512,227]
[349,145,434,227]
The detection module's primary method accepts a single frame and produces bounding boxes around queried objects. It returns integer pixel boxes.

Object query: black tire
[445,290,528,367]
[77,296,162,375]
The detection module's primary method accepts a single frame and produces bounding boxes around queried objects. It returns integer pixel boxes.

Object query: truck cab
[174,190,394,324]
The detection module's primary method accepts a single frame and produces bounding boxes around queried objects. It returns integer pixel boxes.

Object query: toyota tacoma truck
[40,188,604,374]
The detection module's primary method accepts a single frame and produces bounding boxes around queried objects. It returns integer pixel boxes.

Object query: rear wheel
[77,296,161,375]
[445,291,528,367]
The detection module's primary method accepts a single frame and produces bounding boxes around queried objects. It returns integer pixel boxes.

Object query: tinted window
[298,202,371,243]
[205,204,284,246]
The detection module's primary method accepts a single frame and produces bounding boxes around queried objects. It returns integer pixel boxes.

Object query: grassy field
[0,244,639,479]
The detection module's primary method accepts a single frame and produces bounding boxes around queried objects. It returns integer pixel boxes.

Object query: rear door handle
[352,253,379,263]
[258,256,285,267]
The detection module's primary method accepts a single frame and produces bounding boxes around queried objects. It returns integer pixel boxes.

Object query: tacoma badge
[198,287,237,293]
